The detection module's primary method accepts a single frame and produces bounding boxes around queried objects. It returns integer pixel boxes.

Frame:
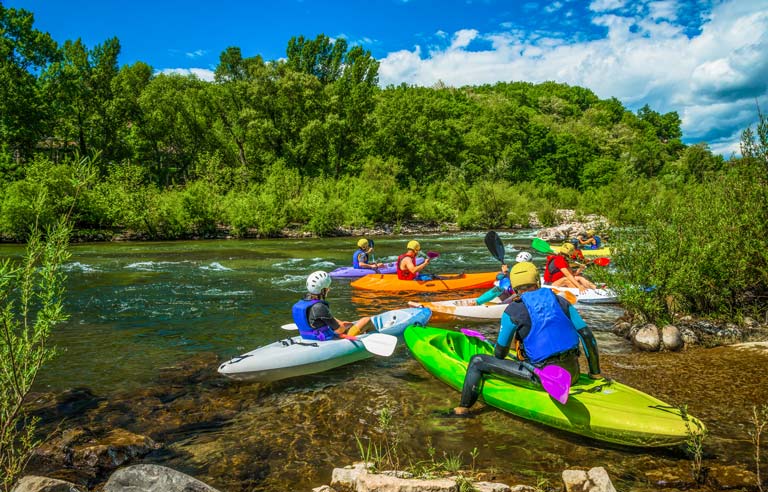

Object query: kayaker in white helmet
[292,271,371,341]
[451,262,603,417]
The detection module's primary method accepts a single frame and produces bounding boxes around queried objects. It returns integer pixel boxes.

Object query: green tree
[0,5,58,166]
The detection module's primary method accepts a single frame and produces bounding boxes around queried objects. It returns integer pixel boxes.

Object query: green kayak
[404,326,705,448]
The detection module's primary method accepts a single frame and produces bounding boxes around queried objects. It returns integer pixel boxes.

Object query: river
[3,231,766,491]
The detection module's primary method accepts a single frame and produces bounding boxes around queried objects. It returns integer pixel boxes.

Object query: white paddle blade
[281,323,299,330]
[361,333,398,356]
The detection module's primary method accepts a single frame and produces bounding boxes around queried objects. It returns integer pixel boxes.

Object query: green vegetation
[2,4,766,323]
[0,219,72,491]
[749,404,767,492]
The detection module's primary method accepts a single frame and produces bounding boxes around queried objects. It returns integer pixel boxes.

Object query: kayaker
[452,262,603,416]
[353,238,384,270]
[397,240,432,280]
[543,242,595,293]
[292,271,371,341]
[576,229,601,249]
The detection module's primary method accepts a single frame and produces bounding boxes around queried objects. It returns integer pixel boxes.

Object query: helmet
[357,238,369,249]
[306,270,331,294]
[515,251,533,263]
[559,242,575,256]
[407,240,421,252]
[587,229,596,237]
[509,262,540,289]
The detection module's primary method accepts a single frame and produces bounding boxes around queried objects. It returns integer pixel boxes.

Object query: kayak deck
[404,326,704,447]
[350,272,497,292]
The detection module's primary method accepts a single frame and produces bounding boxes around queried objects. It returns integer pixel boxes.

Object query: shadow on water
[8,233,767,490]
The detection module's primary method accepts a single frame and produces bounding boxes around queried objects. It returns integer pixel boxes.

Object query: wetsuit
[457,288,601,408]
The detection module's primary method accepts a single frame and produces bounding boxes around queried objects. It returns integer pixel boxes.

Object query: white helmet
[515,251,533,263]
[306,270,331,294]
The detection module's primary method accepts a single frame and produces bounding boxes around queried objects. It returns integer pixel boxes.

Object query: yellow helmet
[407,240,421,252]
[559,242,575,255]
[587,229,596,237]
[509,262,540,289]
[357,238,369,249]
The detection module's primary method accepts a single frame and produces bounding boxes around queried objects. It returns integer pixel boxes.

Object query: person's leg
[455,354,534,413]
[575,276,596,290]
[553,277,579,289]
[346,316,372,337]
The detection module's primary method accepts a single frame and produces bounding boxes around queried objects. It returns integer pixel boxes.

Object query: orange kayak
[350,272,497,292]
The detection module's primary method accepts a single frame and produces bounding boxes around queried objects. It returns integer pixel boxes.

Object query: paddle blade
[533,365,572,404]
[426,251,440,259]
[592,257,611,267]
[531,238,555,254]
[550,288,577,305]
[484,231,505,263]
[460,328,486,340]
[360,333,398,356]
[281,323,299,330]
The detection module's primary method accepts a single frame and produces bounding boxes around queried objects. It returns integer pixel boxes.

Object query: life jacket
[352,248,368,268]
[544,255,564,283]
[518,289,579,364]
[396,252,417,280]
[291,299,336,341]
[592,235,602,248]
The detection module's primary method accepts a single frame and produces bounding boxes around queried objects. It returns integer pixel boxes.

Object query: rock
[632,324,661,351]
[103,464,220,492]
[562,467,616,492]
[356,472,457,492]
[331,463,369,491]
[680,327,699,346]
[312,487,336,492]
[611,321,632,338]
[707,464,759,489]
[71,429,160,472]
[474,482,513,492]
[11,476,84,492]
[661,325,683,351]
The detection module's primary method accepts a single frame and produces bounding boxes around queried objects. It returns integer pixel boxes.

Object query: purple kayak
[330,257,425,278]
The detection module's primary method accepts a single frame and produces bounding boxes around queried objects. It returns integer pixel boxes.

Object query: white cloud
[185,49,207,59]
[377,0,768,155]
[157,68,215,82]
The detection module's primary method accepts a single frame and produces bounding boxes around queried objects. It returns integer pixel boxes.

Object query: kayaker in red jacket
[397,240,431,280]
[451,262,603,417]
[543,243,596,293]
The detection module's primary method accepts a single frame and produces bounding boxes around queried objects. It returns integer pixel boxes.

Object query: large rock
[11,476,83,492]
[103,464,220,492]
[661,325,683,351]
[632,324,661,351]
[562,467,616,492]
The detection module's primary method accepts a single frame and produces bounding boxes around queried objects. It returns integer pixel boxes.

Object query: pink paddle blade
[426,251,440,259]
[460,328,486,340]
[533,365,572,404]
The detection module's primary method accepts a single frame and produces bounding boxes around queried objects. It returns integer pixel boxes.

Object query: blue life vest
[352,248,367,268]
[291,299,336,341]
[520,289,579,364]
[592,235,602,248]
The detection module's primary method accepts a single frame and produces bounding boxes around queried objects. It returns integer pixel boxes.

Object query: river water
[3,231,767,491]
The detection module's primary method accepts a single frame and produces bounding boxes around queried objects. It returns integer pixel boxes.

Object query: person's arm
[309,303,341,331]
[567,305,602,378]
[403,255,430,274]
[557,257,582,290]
[494,312,519,359]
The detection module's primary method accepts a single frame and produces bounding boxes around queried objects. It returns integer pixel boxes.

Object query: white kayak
[540,283,619,304]
[217,307,432,382]
[409,298,509,319]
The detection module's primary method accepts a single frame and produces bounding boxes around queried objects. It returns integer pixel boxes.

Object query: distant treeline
[2,4,767,321]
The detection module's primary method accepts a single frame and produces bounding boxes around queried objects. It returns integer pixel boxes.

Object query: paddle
[531,238,556,254]
[280,324,398,356]
[484,231,505,263]
[550,288,578,305]
[591,257,611,267]
[459,328,571,404]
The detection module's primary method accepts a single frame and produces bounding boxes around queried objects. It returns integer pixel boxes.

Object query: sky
[6,0,768,157]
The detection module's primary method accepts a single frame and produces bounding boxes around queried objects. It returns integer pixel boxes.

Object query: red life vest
[396,252,418,280]
[544,255,567,283]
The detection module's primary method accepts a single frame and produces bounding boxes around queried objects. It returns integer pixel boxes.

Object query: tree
[0,5,59,165]
[285,34,346,84]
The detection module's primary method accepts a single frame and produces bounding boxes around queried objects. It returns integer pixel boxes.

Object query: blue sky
[6,0,768,156]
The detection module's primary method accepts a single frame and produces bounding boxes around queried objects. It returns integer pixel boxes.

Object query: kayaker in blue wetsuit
[292,271,371,341]
[353,238,384,270]
[475,251,533,305]
[576,229,601,249]
[452,262,603,416]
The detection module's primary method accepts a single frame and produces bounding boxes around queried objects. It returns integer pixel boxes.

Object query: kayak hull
[350,272,497,292]
[404,326,704,447]
[218,307,432,382]
[580,246,611,257]
[411,298,509,319]
[540,283,619,304]
[330,262,398,278]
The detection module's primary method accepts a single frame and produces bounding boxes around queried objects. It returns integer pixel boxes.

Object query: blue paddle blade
[533,365,572,404]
